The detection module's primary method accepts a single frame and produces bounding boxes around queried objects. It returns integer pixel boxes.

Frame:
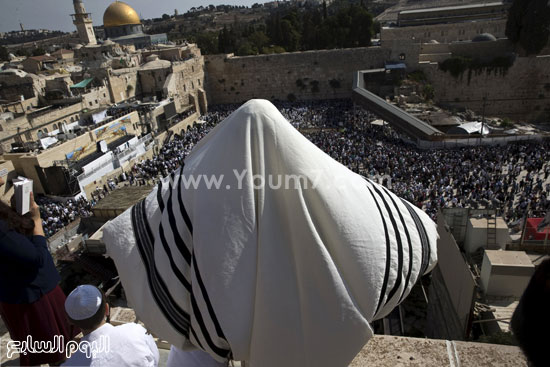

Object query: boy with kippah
[63,285,159,367]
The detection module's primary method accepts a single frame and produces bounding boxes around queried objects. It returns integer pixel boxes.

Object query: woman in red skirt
[0,177,78,366]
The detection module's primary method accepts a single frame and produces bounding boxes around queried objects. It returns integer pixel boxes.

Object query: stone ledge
[350,335,527,367]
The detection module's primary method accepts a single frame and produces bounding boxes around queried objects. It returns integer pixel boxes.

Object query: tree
[0,46,9,62]
[15,48,29,57]
[32,47,46,56]
[506,0,550,55]
[196,32,218,55]
[162,14,170,20]
[248,31,269,51]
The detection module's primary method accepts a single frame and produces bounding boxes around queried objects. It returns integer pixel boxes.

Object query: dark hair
[511,259,550,367]
[67,289,107,331]
[0,200,34,236]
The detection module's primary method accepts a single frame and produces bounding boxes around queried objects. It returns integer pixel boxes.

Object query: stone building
[21,55,60,74]
[381,2,509,45]
[0,69,44,103]
[71,0,97,45]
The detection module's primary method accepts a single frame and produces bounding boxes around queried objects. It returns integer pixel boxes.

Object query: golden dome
[103,1,141,28]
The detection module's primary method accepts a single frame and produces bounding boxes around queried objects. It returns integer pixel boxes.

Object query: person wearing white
[63,285,159,367]
[104,100,438,367]
[167,346,227,367]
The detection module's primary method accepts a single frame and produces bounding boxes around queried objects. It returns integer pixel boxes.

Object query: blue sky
[0,0,263,33]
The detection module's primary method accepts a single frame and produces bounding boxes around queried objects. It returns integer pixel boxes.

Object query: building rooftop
[399,2,504,15]
[92,186,152,219]
[485,250,534,267]
[469,217,509,230]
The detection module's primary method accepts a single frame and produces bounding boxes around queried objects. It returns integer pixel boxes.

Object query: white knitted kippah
[65,285,103,320]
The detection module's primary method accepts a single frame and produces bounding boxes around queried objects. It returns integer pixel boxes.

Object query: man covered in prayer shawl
[103,100,438,367]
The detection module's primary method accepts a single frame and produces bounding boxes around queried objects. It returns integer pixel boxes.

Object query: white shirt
[166,346,226,367]
[63,323,159,367]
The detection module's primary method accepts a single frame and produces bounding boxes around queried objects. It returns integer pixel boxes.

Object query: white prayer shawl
[103,99,438,367]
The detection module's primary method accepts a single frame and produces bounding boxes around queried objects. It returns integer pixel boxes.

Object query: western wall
[205,42,550,123]
[205,47,390,104]
[419,55,550,122]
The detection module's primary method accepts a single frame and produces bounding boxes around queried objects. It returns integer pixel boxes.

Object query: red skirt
[0,285,79,366]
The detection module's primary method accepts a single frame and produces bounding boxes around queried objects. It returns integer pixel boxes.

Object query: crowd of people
[303,124,550,223]
[36,99,550,238]
[36,196,93,238]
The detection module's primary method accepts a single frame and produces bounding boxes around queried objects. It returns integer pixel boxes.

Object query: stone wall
[107,71,140,103]
[82,86,111,110]
[381,19,507,44]
[169,56,206,110]
[0,72,44,102]
[139,67,171,97]
[419,55,550,121]
[205,47,389,105]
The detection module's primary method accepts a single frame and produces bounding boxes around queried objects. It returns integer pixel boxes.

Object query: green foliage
[373,21,381,36]
[439,55,515,78]
[209,3,375,56]
[500,118,514,128]
[423,84,435,101]
[195,32,219,55]
[0,46,8,62]
[15,49,29,57]
[31,47,46,56]
[218,26,238,54]
[506,0,550,55]
[261,45,285,54]
[236,42,256,56]
[408,70,427,83]
[439,56,472,78]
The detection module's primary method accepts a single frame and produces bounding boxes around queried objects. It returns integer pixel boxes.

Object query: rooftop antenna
[20,22,25,32]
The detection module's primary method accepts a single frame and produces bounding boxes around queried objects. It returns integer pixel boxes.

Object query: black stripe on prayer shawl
[131,199,191,336]
[192,254,227,342]
[190,287,230,358]
[165,175,192,265]
[379,185,414,304]
[368,182,404,310]
[156,181,192,291]
[189,252,230,358]
[157,182,164,212]
[175,177,230,359]
[366,185,392,316]
[177,170,194,234]
[400,198,431,276]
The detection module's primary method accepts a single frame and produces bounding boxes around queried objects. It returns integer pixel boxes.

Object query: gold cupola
[103,1,141,28]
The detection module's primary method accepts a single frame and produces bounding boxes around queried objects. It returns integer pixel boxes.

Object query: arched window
[53,124,58,130]
[44,127,48,133]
